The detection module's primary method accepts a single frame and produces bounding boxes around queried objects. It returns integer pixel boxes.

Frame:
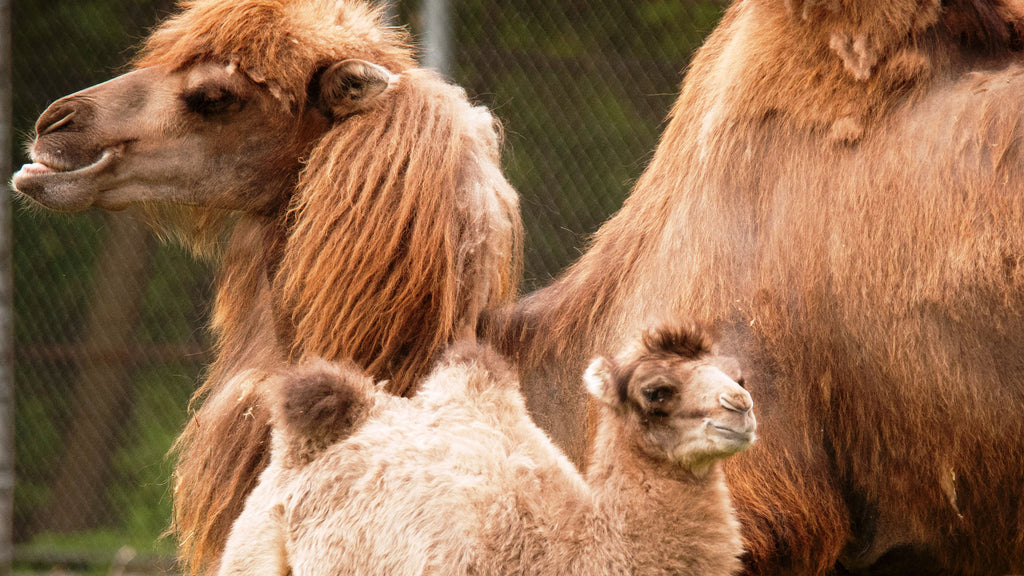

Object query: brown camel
[487,1,1024,574]
[12,0,521,573]
[218,323,754,576]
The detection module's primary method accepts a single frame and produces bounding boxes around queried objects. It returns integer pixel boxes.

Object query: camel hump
[440,340,516,380]
[412,340,522,410]
[273,358,376,452]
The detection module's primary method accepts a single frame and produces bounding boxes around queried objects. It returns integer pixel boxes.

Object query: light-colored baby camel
[219,322,756,576]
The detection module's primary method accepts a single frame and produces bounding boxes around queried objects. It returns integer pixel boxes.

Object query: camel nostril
[40,111,75,135]
[36,100,84,136]
[719,391,752,414]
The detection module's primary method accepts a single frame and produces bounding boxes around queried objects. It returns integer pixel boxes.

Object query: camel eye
[184,85,243,116]
[736,376,746,389]
[642,384,675,405]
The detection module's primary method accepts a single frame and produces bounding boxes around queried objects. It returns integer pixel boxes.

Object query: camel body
[492,1,1024,574]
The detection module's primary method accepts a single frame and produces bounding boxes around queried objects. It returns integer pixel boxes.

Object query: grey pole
[421,0,451,76]
[0,0,15,571]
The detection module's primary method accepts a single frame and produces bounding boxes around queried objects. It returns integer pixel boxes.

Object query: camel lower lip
[11,149,120,212]
[711,423,752,440]
[17,162,56,175]
[13,149,116,190]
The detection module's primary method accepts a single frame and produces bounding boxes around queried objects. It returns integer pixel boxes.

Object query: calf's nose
[719,388,752,414]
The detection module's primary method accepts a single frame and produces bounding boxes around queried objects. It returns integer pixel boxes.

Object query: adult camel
[488,1,1024,574]
[13,0,521,573]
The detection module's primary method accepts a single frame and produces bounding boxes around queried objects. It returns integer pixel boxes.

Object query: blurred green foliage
[437,0,725,286]
[11,0,210,561]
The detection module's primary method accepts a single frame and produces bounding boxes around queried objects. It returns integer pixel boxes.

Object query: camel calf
[220,322,755,576]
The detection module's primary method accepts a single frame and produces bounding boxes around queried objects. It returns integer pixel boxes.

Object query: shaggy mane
[135,0,413,108]
[278,69,520,395]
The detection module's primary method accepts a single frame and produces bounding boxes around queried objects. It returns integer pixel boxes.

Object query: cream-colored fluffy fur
[220,323,754,576]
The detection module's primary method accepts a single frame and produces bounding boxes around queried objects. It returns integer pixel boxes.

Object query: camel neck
[209,215,286,380]
[585,414,744,576]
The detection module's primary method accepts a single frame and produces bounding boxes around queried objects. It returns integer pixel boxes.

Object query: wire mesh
[8,0,722,569]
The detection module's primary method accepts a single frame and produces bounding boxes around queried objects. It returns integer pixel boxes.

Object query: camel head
[11,0,413,215]
[585,322,756,472]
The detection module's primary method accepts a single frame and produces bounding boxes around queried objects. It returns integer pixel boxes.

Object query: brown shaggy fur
[218,324,754,576]
[489,1,1024,575]
[14,1,521,573]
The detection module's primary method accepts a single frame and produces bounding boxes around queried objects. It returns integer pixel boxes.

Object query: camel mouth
[708,421,756,445]
[23,147,117,175]
[12,148,120,211]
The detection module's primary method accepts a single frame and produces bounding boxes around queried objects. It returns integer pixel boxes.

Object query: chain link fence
[8,0,722,571]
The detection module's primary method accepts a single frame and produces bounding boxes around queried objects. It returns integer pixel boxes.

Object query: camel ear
[317,59,395,120]
[584,356,616,404]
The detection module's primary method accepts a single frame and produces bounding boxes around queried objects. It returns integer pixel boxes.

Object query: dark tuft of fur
[640,321,713,360]
[277,359,372,446]
[604,322,713,407]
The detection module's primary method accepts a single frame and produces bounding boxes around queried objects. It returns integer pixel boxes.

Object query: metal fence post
[421,0,451,76]
[0,0,15,572]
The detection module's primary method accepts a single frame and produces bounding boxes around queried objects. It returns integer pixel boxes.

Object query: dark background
[8,0,722,570]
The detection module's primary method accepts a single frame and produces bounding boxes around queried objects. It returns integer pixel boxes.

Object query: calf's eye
[642,385,675,404]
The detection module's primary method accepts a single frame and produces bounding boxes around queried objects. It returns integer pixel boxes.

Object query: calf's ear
[584,356,617,405]
[316,59,395,120]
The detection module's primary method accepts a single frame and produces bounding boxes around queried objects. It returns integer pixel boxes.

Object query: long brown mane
[491,1,1024,574]
[279,72,519,393]
[120,1,521,573]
